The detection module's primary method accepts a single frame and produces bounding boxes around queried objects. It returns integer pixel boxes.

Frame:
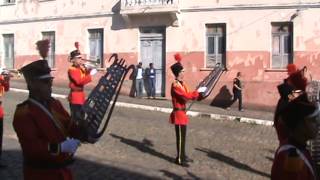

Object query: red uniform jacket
[0,74,9,119]
[170,80,199,125]
[13,98,84,180]
[68,65,92,105]
[271,143,316,180]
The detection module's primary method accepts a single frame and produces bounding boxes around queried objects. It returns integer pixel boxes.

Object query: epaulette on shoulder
[283,148,304,172]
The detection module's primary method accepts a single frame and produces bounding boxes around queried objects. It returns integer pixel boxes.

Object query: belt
[24,159,74,169]
[173,107,186,111]
[71,88,84,92]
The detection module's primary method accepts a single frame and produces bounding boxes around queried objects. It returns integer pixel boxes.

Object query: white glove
[90,68,98,76]
[60,138,80,154]
[197,86,207,93]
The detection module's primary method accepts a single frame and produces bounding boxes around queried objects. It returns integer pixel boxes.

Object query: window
[271,22,293,69]
[3,34,14,69]
[206,24,226,68]
[88,29,103,67]
[42,31,55,67]
[3,0,15,4]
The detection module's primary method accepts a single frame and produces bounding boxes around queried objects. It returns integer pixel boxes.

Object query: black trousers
[69,104,85,126]
[175,125,187,162]
[0,119,3,159]
[232,91,242,110]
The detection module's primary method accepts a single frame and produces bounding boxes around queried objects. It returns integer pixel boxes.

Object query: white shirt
[150,69,155,78]
[136,68,143,79]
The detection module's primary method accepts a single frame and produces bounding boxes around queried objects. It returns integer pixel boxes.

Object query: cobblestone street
[0,91,278,179]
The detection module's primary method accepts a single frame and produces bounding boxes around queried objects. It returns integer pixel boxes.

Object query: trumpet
[81,58,101,70]
[81,58,100,64]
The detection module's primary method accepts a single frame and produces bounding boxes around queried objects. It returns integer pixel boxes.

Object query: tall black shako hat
[20,39,53,81]
[170,53,183,77]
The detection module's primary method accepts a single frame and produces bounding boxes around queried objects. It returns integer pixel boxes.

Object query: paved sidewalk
[9,79,275,126]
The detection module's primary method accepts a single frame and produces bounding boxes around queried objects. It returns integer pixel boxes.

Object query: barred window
[271,22,293,69]
[42,31,55,67]
[206,24,226,68]
[3,0,15,4]
[88,29,103,67]
[3,34,14,69]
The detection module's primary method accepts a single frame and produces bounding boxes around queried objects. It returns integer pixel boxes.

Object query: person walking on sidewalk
[68,45,97,126]
[271,93,319,180]
[13,40,86,180]
[228,72,243,111]
[133,62,144,98]
[169,53,206,167]
[145,63,156,99]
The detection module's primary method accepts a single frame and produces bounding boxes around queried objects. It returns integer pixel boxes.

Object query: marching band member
[169,53,206,167]
[271,93,319,180]
[68,42,97,125]
[13,40,86,180]
[274,64,308,145]
[0,67,11,168]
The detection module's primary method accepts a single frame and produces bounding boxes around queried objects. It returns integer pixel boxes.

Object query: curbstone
[10,88,274,127]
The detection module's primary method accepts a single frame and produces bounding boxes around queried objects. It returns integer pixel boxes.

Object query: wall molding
[0,3,319,25]
[182,3,320,12]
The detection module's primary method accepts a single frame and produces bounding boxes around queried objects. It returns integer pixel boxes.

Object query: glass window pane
[272,56,282,69]
[3,35,14,69]
[207,36,215,54]
[207,55,216,68]
[42,32,55,67]
[218,36,224,54]
[272,36,280,55]
[283,35,291,54]
[89,29,103,64]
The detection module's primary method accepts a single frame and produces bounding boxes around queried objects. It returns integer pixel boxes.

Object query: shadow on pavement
[159,170,202,180]
[210,85,233,109]
[265,156,274,162]
[0,150,162,180]
[195,147,270,178]
[160,170,184,180]
[110,133,176,164]
[186,171,202,180]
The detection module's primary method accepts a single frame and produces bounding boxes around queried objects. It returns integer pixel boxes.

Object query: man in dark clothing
[228,72,243,111]
[145,63,156,99]
[271,94,319,180]
[274,64,308,145]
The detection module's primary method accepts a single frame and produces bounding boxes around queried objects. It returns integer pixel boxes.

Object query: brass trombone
[80,58,101,69]
[1,68,21,77]
[68,56,101,69]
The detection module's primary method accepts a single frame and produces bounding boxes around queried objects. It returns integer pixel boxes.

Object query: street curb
[9,88,274,127]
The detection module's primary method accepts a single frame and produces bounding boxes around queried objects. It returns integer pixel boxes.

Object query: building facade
[0,0,319,109]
